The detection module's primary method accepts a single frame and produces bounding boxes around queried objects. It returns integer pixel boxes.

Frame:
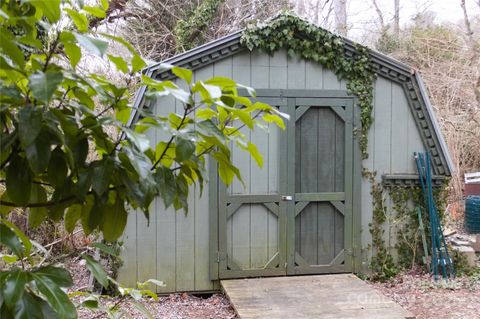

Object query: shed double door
[216,92,354,279]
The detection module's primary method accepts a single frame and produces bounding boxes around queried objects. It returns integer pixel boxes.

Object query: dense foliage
[174,0,224,52]
[0,0,285,317]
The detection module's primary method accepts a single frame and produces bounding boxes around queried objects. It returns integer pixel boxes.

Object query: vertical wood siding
[360,76,425,267]
[118,49,426,291]
[294,107,345,265]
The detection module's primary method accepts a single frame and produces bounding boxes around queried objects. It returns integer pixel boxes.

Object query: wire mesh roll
[465,195,480,234]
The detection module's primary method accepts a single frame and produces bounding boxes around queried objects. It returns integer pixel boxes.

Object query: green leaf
[212,151,242,185]
[155,141,175,168]
[92,159,114,196]
[74,33,108,57]
[64,205,82,233]
[6,155,32,206]
[197,120,226,142]
[17,106,42,148]
[1,254,18,263]
[30,0,61,23]
[116,107,131,125]
[63,42,81,69]
[4,269,29,308]
[175,137,195,162]
[164,86,190,104]
[89,242,119,257]
[247,142,263,167]
[101,197,127,242]
[86,201,104,232]
[262,113,286,130]
[48,148,68,188]
[28,71,64,103]
[25,130,51,174]
[71,137,89,167]
[65,9,88,32]
[204,76,236,88]
[108,55,129,73]
[1,219,32,257]
[13,292,43,319]
[123,128,150,152]
[80,297,99,309]
[33,266,73,288]
[99,0,109,10]
[154,167,176,208]
[197,82,221,100]
[0,223,24,258]
[237,84,256,97]
[172,67,192,84]
[83,5,106,18]
[82,254,108,288]
[0,28,25,67]
[29,184,48,228]
[196,108,217,120]
[222,94,252,107]
[31,274,76,319]
[232,108,254,129]
[1,131,17,158]
[0,192,14,215]
[144,279,166,288]
[131,54,146,73]
[72,89,94,109]
[80,196,94,235]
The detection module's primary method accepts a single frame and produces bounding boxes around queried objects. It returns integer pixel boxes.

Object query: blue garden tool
[414,152,455,281]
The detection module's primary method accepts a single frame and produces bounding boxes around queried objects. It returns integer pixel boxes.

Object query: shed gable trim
[132,25,453,176]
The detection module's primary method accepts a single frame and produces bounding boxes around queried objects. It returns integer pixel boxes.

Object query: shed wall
[118,49,426,291]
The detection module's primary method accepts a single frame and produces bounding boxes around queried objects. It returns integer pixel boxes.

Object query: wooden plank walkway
[221,274,415,319]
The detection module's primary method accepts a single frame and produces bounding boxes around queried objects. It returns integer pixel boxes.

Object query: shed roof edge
[414,71,454,174]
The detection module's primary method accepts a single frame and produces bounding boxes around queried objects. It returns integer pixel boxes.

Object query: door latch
[281,195,293,201]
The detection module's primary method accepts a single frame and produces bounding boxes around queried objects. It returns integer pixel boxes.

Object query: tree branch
[0,187,115,208]
[150,106,189,170]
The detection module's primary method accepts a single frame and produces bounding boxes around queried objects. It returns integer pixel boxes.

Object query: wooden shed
[118,15,453,293]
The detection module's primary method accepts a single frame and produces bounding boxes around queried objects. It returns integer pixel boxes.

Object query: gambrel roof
[130,18,453,178]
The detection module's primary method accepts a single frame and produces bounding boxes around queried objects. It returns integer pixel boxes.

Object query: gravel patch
[64,256,237,318]
[76,293,237,319]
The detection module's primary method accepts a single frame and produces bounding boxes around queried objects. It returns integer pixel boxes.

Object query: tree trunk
[334,0,347,36]
[371,0,385,30]
[393,0,400,37]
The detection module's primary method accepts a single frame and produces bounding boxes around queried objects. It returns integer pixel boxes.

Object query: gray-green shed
[117,17,453,293]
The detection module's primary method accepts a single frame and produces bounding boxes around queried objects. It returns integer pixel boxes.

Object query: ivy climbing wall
[360,76,426,270]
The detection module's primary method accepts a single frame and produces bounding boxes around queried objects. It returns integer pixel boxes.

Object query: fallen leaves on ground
[369,268,480,319]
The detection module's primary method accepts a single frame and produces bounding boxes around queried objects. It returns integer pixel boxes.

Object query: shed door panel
[216,94,353,279]
[218,100,287,279]
[290,102,352,275]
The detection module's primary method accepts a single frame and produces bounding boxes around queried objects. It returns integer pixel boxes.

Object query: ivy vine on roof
[240,13,375,159]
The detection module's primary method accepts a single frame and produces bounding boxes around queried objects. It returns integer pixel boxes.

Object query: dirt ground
[368,268,480,319]
[67,256,479,319]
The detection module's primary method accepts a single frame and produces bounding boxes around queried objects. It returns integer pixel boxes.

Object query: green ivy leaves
[241,13,375,158]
